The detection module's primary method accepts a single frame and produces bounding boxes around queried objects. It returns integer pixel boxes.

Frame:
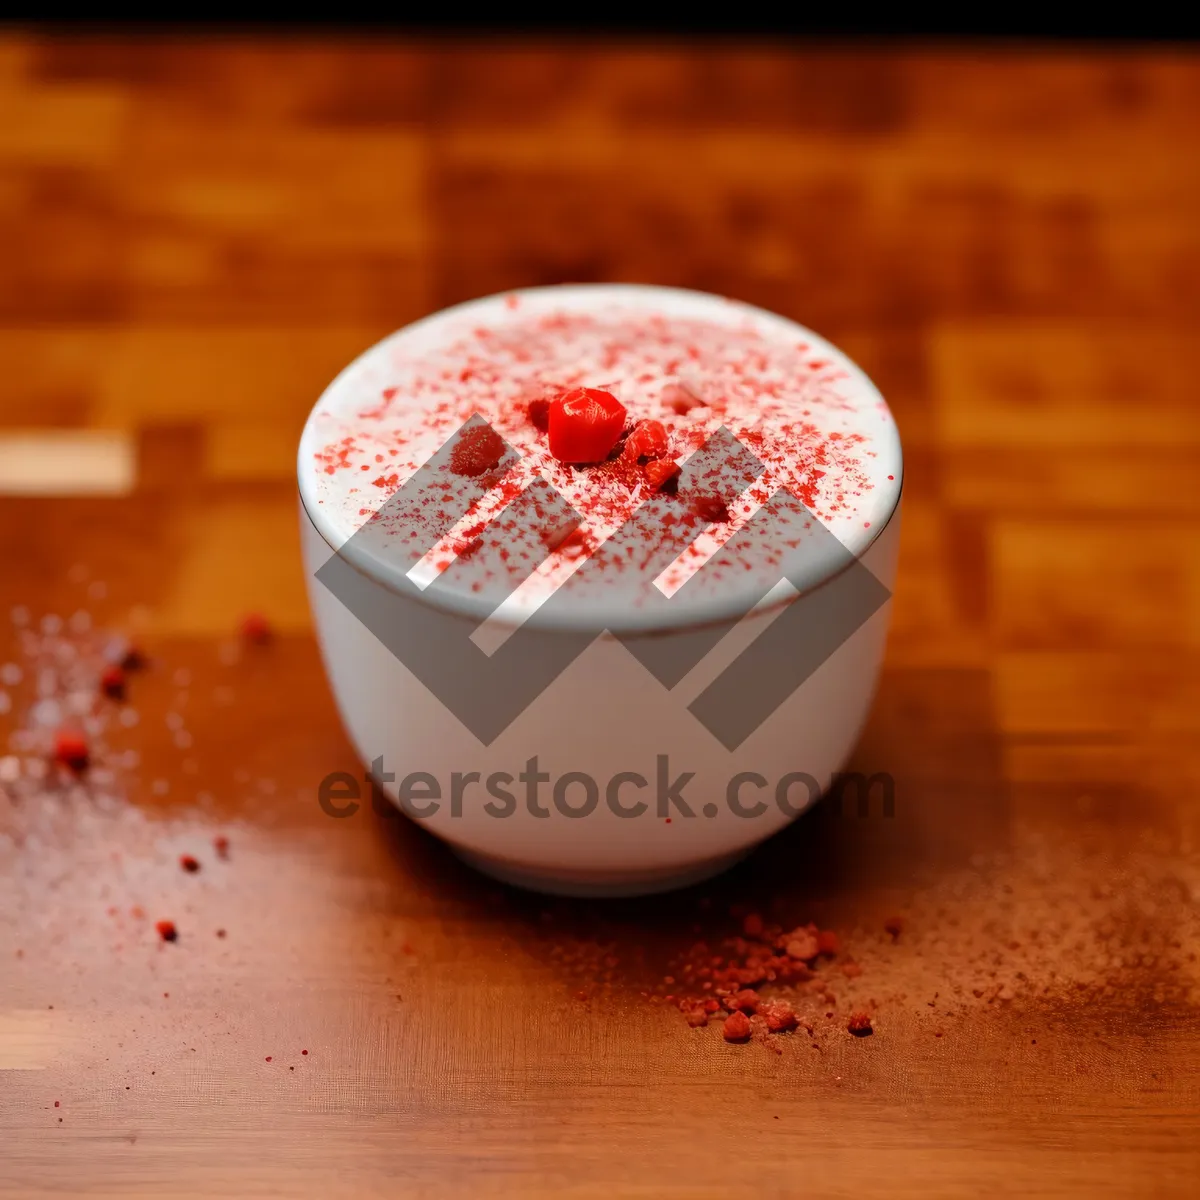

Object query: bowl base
[451,846,751,898]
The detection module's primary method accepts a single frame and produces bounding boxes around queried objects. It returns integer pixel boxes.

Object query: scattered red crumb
[155,920,177,943]
[724,988,760,1014]
[847,1011,874,1037]
[54,1101,59,1108]
[265,1056,272,1062]
[816,930,840,955]
[449,423,506,477]
[884,916,905,940]
[623,418,669,461]
[213,835,230,859]
[645,458,680,493]
[53,731,89,772]
[759,1000,800,1033]
[548,388,626,464]
[100,665,126,700]
[723,1011,752,1042]
[119,645,147,672]
[301,1049,308,1056]
[785,930,820,961]
[528,396,550,432]
[685,1007,709,1028]
[240,613,272,644]
[179,854,200,873]
[216,929,227,939]
[694,495,730,523]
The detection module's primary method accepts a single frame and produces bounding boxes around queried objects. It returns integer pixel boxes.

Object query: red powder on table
[155,920,177,943]
[213,835,230,859]
[179,854,200,873]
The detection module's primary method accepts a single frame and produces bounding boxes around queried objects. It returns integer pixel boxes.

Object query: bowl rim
[297,284,903,635]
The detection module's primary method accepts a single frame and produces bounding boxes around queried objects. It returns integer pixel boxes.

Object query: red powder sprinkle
[449,424,506,477]
[884,916,905,940]
[847,1011,874,1037]
[179,854,200,874]
[216,929,227,938]
[213,835,229,859]
[723,1011,752,1042]
[53,731,89,772]
[155,920,177,943]
[100,665,126,700]
[693,495,730,524]
[240,613,272,644]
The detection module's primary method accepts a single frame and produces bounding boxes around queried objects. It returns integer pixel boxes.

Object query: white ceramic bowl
[299,285,902,896]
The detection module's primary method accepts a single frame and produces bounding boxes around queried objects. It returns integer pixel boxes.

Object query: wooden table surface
[1,34,1199,1198]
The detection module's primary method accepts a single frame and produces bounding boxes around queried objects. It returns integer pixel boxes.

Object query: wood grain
[1,34,1198,1198]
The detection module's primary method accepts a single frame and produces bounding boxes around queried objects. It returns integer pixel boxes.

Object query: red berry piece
[213,835,230,859]
[623,419,669,462]
[785,930,820,961]
[694,495,730,523]
[240,613,271,644]
[816,929,840,955]
[548,388,626,464]
[847,1010,873,1037]
[155,920,178,943]
[645,459,681,494]
[179,854,200,874]
[449,424,506,477]
[722,1010,752,1042]
[760,1000,800,1034]
[53,731,89,772]
[100,665,126,701]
